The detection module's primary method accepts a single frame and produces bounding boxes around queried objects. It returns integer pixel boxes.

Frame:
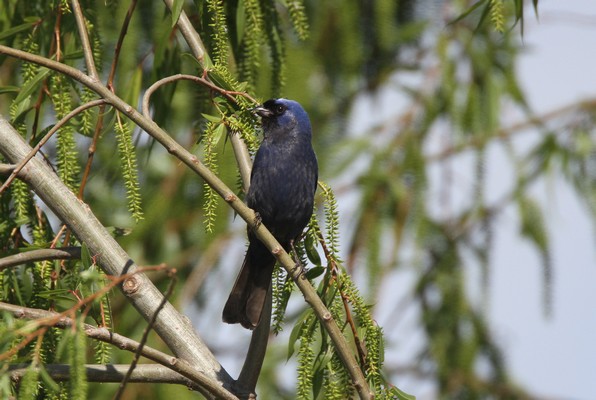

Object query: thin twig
[0,99,107,195]
[71,0,99,80]
[142,74,244,118]
[107,0,138,88]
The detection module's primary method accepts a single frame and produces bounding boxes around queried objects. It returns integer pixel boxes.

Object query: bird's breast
[246,142,317,242]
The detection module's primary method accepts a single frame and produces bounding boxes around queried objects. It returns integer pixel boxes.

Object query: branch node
[122,276,140,294]
[224,193,236,202]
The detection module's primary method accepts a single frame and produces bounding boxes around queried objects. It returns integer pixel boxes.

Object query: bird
[222,98,318,329]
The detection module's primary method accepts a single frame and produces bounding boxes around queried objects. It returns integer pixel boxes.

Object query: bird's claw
[291,262,308,280]
[253,212,262,229]
[289,239,307,279]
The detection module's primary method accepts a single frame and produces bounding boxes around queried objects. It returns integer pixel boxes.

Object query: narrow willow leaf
[171,0,184,27]
[14,67,50,104]
[201,113,223,123]
[81,243,92,270]
[38,364,61,393]
[447,0,487,26]
[0,86,20,94]
[305,266,324,280]
[304,233,322,266]
[0,20,39,41]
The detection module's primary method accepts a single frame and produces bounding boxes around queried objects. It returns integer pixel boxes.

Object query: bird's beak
[253,106,273,118]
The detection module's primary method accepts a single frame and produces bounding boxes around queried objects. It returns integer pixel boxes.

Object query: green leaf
[36,289,76,302]
[211,122,226,146]
[287,311,311,360]
[447,0,487,26]
[14,67,51,104]
[0,20,39,41]
[518,195,547,251]
[304,233,322,266]
[0,86,20,94]
[393,386,417,400]
[236,0,246,44]
[38,364,61,393]
[305,266,325,280]
[81,243,92,270]
[201,113,222,123]
[171,0,184,27]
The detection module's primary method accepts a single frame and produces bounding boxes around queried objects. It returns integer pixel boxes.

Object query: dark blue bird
[223,99,318,329]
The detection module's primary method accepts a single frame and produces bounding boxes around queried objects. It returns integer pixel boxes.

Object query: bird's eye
[275,104,285,114]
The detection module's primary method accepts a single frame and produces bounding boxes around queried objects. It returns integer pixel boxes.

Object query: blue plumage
[223,99,318,329]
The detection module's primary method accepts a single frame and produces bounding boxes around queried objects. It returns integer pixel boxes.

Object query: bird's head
[254,98,312,141]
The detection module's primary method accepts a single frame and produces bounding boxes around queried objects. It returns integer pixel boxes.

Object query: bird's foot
[253,211,262,229]
[289,239,307,279]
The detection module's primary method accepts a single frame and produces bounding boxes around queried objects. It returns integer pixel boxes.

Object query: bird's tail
[222,240,276,329]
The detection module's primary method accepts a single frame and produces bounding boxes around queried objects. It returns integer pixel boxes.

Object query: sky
[489,1,596,398]
[343,1,596,398]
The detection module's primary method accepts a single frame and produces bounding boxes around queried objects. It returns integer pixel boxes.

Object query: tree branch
[0,247,81,271]
[9,364,196,387]
[0,302,237,400]
[71,0,99,80]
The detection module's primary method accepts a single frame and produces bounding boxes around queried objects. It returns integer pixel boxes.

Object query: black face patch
[262,99,286,116]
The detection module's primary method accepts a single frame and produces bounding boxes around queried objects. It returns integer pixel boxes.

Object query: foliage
[4,0,594,399]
